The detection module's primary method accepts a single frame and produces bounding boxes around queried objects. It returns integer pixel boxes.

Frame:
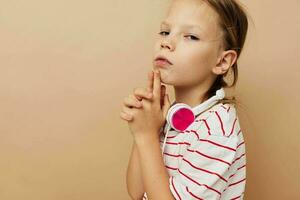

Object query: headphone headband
[192,87,225,116]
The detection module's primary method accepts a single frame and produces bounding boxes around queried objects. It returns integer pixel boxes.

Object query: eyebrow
[160,20,203,31]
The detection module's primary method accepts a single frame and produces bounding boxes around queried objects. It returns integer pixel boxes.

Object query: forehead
[162,0,221,37]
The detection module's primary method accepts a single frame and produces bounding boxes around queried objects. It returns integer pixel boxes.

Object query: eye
[158,31,169,36]
[185,35,199,41]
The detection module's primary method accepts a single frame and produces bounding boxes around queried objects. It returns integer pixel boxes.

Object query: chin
[159,73,173,86]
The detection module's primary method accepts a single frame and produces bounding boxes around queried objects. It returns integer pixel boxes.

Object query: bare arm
[126,141,145,200]
[135,134,175,200]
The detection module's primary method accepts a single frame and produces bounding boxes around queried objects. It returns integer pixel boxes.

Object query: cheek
[179,49,211,74]
[169,49,213,85]
[153,40,162,52]
[187,46,217,72]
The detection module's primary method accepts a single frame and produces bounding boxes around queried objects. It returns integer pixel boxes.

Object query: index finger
[153,69,161,100]
[147,70,154,92]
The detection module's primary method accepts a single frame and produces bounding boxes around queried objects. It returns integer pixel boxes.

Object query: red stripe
[165,165,178,170]
[178,169,221,195]
[237,141,244,148]
[230,195,241,200]
[221,105,227,110]
[159,141,191,146]
[228,178,246,187]
[195,119,212,135]
[237,129,242,136]
[162,138,237,151]
[237,164,246,170]
[199,139,236,152]
[229,172,236,179]
[232,153,246,164]
[229,118,237,136]
[190,130,200,140]
[179,142,191,145]
[186,186,204,200]
[171,176,182,200]
[227,106,231,112]
[164,152,183,158]
[223,178,246,193]
[231,153,245,165]
[164,141,178,145]
[202,119,212,136]
[221,104,231,113]
[228,164,246,179]
[182,158,228,182]
[187,148,232,166]
[215,111,226,136]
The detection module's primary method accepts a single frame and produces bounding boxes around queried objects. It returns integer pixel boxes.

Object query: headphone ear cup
[166,103,195,132]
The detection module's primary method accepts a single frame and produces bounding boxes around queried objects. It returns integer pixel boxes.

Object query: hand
[120,70,167,121]
[125,69,171,140]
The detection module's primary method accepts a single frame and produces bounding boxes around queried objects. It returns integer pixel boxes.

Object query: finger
[153,69,161,101]
[123,95,143,108]
[134,88,153,100]
[122,106,134,116]
[147,71,154,92]
[162,93,171,118]
[120,111,133,121]
[135,95,142,101]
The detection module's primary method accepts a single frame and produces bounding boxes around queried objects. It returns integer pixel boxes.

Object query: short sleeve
[168,134,238,200]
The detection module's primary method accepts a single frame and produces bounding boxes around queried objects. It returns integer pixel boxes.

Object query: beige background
[1,0,299,199]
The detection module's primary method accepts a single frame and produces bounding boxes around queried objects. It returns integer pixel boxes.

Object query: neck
[173,82,211,109]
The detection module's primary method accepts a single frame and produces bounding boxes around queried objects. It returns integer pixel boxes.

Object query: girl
[120,0,249,199]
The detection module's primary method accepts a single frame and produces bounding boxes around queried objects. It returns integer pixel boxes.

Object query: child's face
[152,0,224,88]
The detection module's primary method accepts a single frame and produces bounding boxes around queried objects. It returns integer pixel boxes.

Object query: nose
[160,38,175,51]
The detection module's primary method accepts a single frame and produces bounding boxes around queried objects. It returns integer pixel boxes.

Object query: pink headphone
[161,87,225,160]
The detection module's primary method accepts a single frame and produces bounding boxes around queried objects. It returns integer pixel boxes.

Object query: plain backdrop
[0,0,299,199]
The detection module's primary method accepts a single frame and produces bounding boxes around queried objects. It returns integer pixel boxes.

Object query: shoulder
[195,102,240,138]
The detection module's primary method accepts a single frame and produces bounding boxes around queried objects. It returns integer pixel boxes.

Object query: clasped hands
[120,69,171,140]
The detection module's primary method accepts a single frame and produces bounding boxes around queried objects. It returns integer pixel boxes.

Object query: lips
[154,56,173,65]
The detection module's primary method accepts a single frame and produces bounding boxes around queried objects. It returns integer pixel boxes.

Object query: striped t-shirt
[142,102,246,200]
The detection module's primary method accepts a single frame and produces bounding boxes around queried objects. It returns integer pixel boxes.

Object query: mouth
[154,56,173,67]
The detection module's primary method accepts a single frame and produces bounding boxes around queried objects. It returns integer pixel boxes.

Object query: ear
[212,50,237,75]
